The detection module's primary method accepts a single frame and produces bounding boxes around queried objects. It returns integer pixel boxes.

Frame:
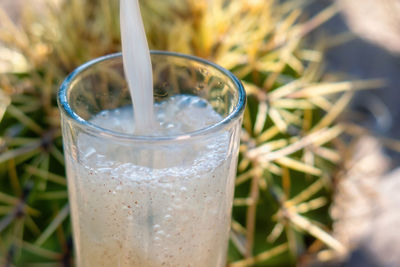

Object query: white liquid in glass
[67,96,237,266]
[67,1,238,266]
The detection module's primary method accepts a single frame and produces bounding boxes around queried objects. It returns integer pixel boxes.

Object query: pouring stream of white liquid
[120,0,155,135]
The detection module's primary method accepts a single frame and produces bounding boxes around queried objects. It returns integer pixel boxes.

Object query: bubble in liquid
[178,96,192,109]
[180,186,188,193]
[156,230,165,236]
[193,98,208,108]
[84,147,96,158]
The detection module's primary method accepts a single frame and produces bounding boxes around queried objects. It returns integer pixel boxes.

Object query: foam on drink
[67,96,237,266]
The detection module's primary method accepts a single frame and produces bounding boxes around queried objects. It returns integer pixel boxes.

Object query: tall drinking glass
[58,51,246,267]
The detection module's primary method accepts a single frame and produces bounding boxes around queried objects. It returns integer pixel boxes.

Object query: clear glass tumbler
[58,51,246,267]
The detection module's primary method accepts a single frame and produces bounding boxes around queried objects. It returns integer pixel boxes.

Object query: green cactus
[0,0,381,266]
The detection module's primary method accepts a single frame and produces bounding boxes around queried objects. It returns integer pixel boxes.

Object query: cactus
[0,0,380,266]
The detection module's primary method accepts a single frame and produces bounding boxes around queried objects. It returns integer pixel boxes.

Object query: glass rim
[58,50,246,143]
